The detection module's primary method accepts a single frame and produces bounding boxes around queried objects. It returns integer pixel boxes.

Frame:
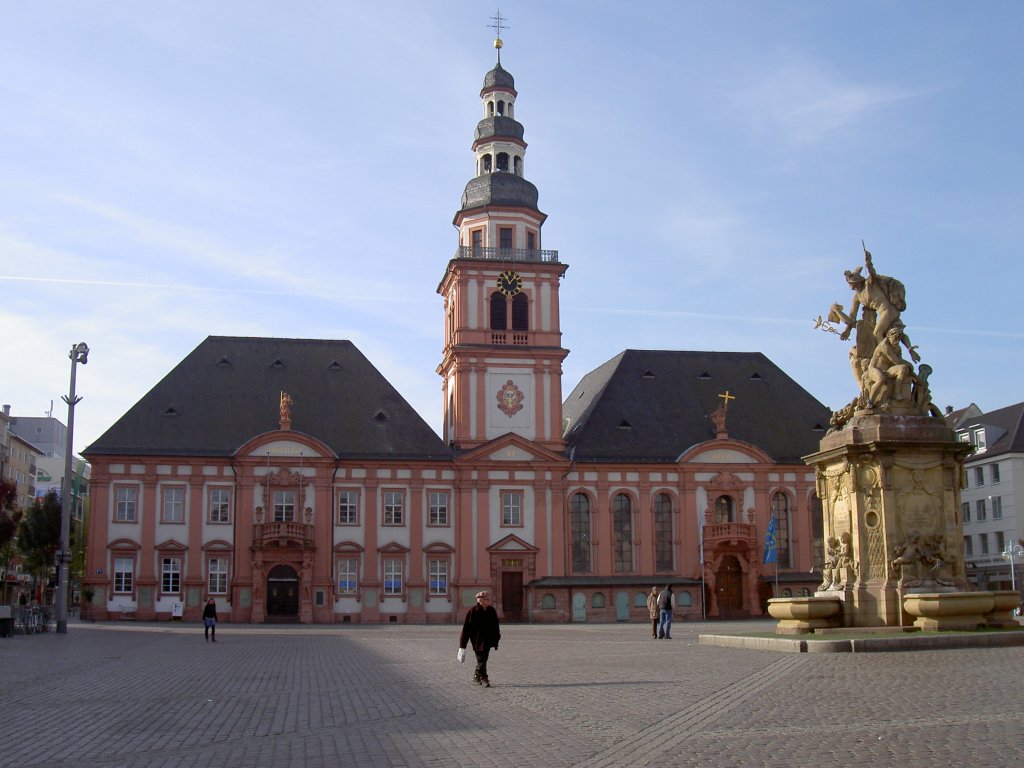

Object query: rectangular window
[471,229,483,254]
[499,227,513,250]
[383,491,404,525]
[113,557,134,593]
[962,502,970,523]
[208,557,228,594]
[991,463,1000,484]
[161,557,181,594]
[993,496,1002,520]
[209,488,231,524]
[957,432,970,444]
[115,486,138,522]
[502,491,522,526]
[974,466,984,487]
[162,486,185,523]
[428,559,448,596]
[383,559,403,595]
[527,231,536,251]
[973,429,986,450]
[979,533,989,555]
[963,536,973,558]
[428,491,449,526]
[976,498,987,522]
[273,490,296,522]
[337,558,358,595]
[337,490,359,525]
[995,531,1006,553]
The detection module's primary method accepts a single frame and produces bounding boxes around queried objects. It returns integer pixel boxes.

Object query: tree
[17,490,62,595]
[0,479,23,602]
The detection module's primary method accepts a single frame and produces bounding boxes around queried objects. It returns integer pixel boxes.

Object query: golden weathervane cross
[718,391,736,411]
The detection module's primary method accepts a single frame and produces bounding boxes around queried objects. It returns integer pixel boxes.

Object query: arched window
[676,591,693,607]
[653,493,673,571]
[570,493,591,573]
[481,153,492,174]
[591,592,605,608]
[488,101,495,116]
[540,593,556,609]
[513,155,522,176]
[496,99,505,115]
[782,588,793,598]
[771,492,792,568]
[511,293,528,331]
[612,493,633,573]
[633,592,647,608]
[496,152,509,172]
[714,495,735,524]
[489,292,507,330]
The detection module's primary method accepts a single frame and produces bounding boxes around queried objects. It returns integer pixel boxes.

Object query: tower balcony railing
[490,332,530,346]
[455,246,559,263]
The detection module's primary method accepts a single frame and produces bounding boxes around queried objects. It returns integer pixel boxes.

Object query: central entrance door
[716,555,745,617]
[266,564,299,620]
[501,571,523,621]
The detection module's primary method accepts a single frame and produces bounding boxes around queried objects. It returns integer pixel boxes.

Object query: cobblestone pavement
[1,618,1022,768]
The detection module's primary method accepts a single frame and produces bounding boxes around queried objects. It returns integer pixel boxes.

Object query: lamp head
[71,342,89,364]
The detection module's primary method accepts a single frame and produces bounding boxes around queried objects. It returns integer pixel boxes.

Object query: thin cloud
[738,62,922,145]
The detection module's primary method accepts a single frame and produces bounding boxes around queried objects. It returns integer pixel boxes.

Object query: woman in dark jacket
[458,591,501,687]
[202,598,218,642]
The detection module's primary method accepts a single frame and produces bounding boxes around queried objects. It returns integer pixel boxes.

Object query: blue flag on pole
[763,513,778,565]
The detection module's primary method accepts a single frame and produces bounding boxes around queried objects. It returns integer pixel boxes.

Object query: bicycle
[24,606,42,635]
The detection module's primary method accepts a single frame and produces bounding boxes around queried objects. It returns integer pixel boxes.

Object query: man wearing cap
[457,591,501,687]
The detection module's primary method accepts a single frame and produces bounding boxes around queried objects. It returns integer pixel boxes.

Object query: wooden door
[266,564,299,619]
[716,555,745,617]
[501,571,523,621]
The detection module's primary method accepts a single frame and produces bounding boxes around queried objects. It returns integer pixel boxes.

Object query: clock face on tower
[496,270,523,297]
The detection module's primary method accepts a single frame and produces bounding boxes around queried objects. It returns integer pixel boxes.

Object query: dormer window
[973,428,986,451]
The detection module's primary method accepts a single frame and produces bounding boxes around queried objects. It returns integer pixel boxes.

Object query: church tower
[437,32,568,452]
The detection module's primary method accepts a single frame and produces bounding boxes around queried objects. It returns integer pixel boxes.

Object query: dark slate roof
[84,336,452,461]
[474,115,525,143]
[563,350,831,464]
[957,401,1024,458]
[459,172,539,212]
[483,63,515,91]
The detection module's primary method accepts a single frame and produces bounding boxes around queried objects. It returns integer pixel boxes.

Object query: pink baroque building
[83,41,829,624]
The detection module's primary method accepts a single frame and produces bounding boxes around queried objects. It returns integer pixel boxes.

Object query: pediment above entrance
[679,439,771,465]
[487,533,539,553]
[246,439,323,458]
[458,432,568,466]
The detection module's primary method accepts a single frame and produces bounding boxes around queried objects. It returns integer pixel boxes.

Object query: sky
[2,1,1022,457]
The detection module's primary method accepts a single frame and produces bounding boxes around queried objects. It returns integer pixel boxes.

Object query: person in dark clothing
[657,584,674,639]
[458,590,501,687]
[202,598,217,642]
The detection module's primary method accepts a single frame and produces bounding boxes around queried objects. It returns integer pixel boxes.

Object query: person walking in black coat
[458,591,501,687]
[202,598,218,642]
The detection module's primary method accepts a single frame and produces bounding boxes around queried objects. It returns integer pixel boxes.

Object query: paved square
[1,619,1022,767]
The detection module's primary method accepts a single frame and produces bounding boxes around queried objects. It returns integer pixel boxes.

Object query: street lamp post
[1001,542,1024,596]
[56,342,88,635]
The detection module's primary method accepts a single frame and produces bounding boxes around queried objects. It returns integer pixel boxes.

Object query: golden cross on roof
[718,390,736,410]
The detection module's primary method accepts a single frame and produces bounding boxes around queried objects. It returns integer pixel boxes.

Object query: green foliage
[0,478,22,550]
[17,490,62,575]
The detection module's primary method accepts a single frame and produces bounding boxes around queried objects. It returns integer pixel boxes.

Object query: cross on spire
[489,9,509,63]
[718,390,736,411]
